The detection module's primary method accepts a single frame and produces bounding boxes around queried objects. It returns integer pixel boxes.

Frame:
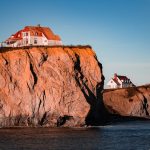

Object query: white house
[4,25,63,47]
[107,73,134,89]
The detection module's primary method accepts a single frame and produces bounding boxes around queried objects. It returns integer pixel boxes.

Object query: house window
[34,38,37,44]
[26,39,28,44]
[22,32,26,37]
[35,32,38,36]
[26,32,28,36]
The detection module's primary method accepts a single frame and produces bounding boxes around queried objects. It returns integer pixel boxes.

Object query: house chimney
[37,24,41,27]
[114,73,117,79]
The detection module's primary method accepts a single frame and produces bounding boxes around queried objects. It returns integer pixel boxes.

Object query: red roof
[117,75,129,81]
[112,78,121,86]
[5,31,22,42]
[113,73,133,84]
[5,25,61,42]
[109,73,134,86]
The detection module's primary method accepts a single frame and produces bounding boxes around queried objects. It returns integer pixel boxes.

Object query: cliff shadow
[74,54,110,126]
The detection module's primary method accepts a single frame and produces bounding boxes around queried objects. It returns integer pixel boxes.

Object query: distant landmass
[104,85,150,119]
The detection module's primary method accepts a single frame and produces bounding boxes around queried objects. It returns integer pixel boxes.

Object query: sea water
[0,121,150,150]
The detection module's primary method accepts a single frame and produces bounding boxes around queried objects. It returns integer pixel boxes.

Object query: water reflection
[0,121,150,150]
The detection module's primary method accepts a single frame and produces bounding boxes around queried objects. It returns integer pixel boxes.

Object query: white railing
[0,40,63,48]
[48,40,63,46]
[0,42,5,47]
[0,42,9,47]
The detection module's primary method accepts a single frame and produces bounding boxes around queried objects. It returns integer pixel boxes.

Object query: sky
[0,0,150,86]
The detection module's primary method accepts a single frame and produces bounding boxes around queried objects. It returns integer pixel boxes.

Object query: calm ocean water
[0,121,150,150]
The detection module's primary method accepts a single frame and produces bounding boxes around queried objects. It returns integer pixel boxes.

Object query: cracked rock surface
[0,46,104,127]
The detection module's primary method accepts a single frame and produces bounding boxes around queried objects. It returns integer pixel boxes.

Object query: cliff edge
[0,46,105,127]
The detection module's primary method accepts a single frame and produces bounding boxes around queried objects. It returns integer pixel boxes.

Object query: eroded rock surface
[0,46,104,127]
[103,85,150,118]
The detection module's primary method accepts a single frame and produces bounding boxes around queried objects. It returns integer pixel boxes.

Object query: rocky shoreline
[103,85,150,120]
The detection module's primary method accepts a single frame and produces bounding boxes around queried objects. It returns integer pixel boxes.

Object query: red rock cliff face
[103,85,150,118]
[0,46,104,127]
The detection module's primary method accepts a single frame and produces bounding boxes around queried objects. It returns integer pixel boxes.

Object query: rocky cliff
[103,85,150,119]
[0,46,105,127]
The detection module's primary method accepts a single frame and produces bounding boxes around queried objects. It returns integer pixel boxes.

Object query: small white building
[107,73,134,89]
[4,25,63,47]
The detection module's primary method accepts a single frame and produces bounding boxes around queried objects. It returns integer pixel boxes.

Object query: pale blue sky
[0,0,150,86]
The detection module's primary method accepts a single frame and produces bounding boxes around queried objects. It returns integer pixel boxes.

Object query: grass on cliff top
[0,45,92,53]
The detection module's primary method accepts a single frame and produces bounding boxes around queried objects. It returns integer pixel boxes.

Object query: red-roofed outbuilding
[107,73,134,89]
